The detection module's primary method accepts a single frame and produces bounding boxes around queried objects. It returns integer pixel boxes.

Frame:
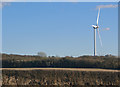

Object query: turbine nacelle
[92,25,99,29]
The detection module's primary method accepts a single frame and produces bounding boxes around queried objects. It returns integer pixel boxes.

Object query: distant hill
[2,54,120,69]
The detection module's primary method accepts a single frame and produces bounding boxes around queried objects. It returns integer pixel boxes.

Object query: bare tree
[37,52,47,57]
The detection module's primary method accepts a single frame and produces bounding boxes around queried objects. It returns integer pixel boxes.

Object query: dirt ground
[1,68,120,72]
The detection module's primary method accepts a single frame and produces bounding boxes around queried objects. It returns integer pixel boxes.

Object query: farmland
[1,54,120,86]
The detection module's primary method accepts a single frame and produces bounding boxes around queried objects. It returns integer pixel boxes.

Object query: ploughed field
[2,68,120,86]
[1,54,120,86]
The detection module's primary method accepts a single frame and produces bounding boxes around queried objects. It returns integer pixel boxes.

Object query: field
[1,54,120,86]
[1,68,120,72]
[2,68,120,86]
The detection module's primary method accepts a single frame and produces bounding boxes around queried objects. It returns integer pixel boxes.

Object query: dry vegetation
[1,68,120,72]
[2,69,120,86]
[1,54,120,86]
[2,54,119,70]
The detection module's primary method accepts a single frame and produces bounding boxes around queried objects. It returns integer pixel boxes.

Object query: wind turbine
[92,8,102,56]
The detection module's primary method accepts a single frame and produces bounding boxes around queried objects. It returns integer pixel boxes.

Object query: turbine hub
[92,25,99,29]
[97,26,99,28]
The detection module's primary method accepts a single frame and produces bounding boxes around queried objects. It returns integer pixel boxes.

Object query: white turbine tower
[92,8,102,56]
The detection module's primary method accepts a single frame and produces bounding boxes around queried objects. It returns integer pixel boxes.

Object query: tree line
[2,54,120,69]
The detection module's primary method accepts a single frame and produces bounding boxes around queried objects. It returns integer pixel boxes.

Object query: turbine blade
[97,8,100,25]
[100,28,110,31]
[97,28,102,47]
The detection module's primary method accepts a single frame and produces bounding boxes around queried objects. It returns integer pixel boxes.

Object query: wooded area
[2,54,119,69]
